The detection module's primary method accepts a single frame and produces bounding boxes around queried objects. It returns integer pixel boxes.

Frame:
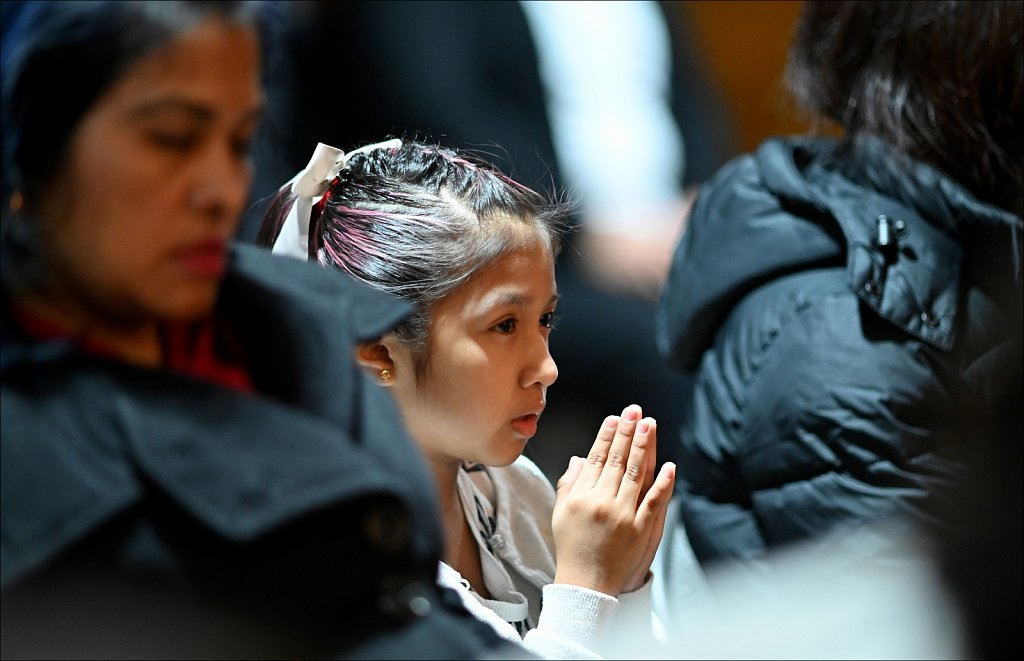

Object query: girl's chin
[483,440,530,468]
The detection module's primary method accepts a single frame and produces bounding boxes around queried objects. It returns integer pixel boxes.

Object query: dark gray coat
[657,137,1022,569]
[1,244,511,659]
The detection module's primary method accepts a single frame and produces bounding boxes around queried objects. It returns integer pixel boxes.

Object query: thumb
[556,455,584,496]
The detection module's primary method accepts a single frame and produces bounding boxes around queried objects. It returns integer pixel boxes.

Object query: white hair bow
[272,138,402,260]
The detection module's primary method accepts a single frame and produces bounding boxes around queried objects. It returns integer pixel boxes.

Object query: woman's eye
[540,312,559,330]
[494,319,517,334]
[232,135,254,158]
[150,132,198,152]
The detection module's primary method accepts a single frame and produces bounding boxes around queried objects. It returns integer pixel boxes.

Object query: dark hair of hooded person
[0,0,269,290]
[785,0,1023,218]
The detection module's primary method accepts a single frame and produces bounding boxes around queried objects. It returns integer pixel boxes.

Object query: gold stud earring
[379,369,392,383]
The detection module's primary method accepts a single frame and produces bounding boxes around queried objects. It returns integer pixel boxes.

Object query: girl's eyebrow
[484,291,560,309]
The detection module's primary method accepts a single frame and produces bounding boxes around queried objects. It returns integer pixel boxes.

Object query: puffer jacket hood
[658,136,1023,371]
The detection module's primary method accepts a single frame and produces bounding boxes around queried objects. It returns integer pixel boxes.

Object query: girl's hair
[0,0,272,288]
[258,139,572,358]
[785,0,1023,216]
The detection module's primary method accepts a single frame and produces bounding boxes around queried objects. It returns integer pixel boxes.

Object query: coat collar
[2,245,420,587]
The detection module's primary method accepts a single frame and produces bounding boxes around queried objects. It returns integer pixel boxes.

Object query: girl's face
[391,236,560,469]
[37,18,262,325]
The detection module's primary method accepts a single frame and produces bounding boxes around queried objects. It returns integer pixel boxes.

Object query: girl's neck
[426,454,490,598]
[426,455,465,548]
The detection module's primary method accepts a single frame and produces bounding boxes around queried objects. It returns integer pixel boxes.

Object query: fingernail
[623,407,639,421]
[638,420,650,433]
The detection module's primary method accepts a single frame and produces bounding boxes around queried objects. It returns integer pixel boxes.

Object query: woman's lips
[179,241,227,277]
[511,413,540,438]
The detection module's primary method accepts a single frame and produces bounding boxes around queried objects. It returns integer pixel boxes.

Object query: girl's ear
[356,339,395,373]
[355,334,406,386]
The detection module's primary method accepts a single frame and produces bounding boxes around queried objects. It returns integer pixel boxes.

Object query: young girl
[260,139,676,658]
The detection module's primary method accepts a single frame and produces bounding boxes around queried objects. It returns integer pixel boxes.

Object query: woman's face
[391,236,560,469]
[37,17,262,324]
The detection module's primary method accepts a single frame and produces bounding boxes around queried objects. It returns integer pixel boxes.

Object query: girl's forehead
[437,245,557,315]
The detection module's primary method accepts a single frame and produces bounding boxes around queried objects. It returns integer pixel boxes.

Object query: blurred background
[679,1,809,153]
[525,0,814,482]
[243,0,813,484]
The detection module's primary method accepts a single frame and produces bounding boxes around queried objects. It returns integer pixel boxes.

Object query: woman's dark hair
[785,0,1023,216]
[258,139,572,360]
[0,0,270,287]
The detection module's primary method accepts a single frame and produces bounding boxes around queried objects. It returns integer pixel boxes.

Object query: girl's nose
[524,342,558,389]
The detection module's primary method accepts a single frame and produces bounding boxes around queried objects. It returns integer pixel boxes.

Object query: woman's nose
[190,142,251,224]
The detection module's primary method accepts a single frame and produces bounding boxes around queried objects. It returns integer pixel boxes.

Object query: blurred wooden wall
[672,0,811,155]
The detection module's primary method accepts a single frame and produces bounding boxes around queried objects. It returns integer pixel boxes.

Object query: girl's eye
[494,319,517,334]
[540,311,559,330]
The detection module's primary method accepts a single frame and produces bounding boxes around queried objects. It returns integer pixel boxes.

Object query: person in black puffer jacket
[655,0,1022,592]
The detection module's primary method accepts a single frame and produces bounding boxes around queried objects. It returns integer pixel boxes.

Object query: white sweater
[436,456,660,659]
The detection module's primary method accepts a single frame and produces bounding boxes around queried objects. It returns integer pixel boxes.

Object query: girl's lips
[511,413,539,438]
[179,241,228,277]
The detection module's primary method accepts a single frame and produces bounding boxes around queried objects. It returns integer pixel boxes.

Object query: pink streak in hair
[332,206,451,228]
